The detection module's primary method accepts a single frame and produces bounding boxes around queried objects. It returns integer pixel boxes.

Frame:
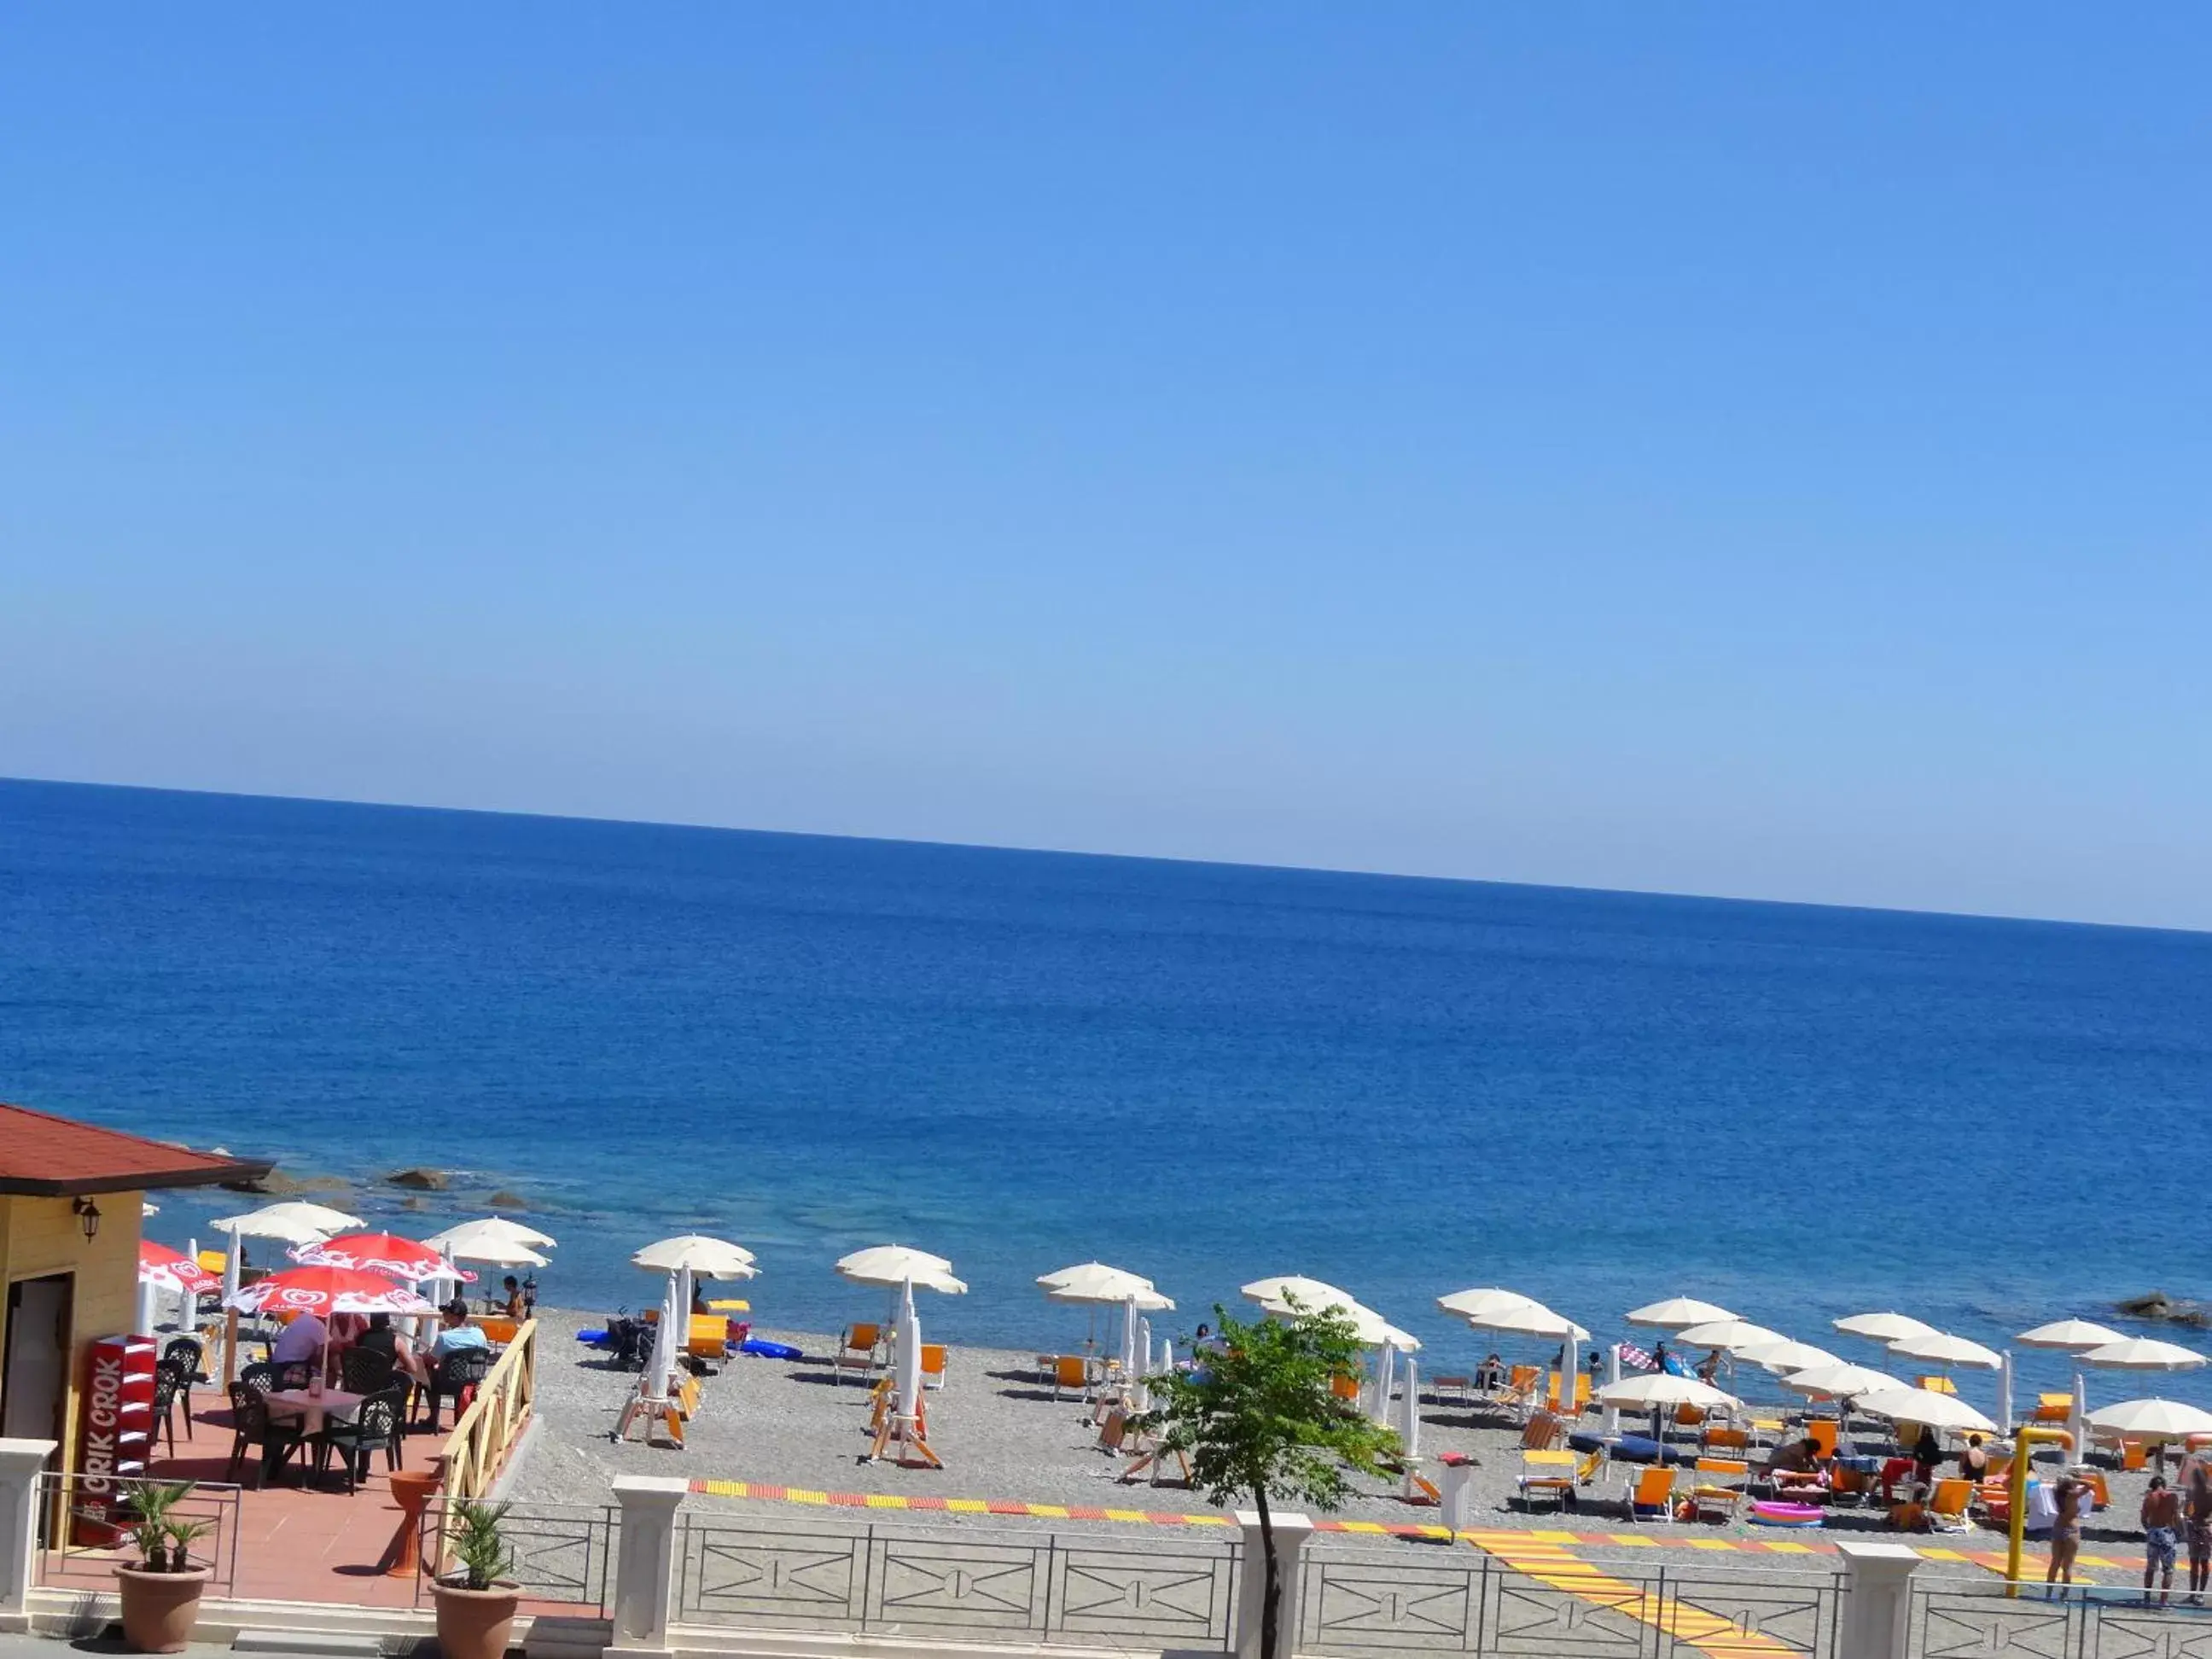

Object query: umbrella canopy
[1039,1263,1165,1305]
[224,1265,436,1318]
[1736,1338,1842,1374]
[1598,1373,1741,1412]
[634,1236,760,1278]
[1833,1312,1938,1345]
[836,1244,965,1294]
[1674,1320,1786,1352]
[1856,1388,1998,1435]
[207,1200,364,1244]
[422,1218,556,1265]
[1626,1298,1738,1330]
[1049,1284,1173,1312]
[2080,1338,2209,1372]
[139,1241,218,1297]
[293,1231,476,1283]
[1436,1287,1551,1324]
[1781,1361,1903,1399]
[1887,1330,2003,1371]
[1474,1305,1590,1341]
[2085,1398,2212,1441]
[2016,1319,2126,1352]
[1258,1297,1418,1350]
[1240,1275,1357,1311]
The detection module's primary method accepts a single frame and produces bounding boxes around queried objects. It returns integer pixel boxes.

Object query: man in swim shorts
[2185,1465,2212,1603]
[2145,1476,2183,1607]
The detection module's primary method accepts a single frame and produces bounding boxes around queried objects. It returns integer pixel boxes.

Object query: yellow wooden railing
[439,1318,537,1501]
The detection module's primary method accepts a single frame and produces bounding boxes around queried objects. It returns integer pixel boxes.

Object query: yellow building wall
[0,1191,145,1474]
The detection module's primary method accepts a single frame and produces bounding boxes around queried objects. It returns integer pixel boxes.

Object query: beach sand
[507,1310,2157,1575]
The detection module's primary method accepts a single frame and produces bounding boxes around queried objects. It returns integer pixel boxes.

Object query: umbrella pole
[222,1225,243,1384]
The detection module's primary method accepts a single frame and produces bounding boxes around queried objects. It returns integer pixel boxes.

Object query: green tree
[1134,1301,1400,1659]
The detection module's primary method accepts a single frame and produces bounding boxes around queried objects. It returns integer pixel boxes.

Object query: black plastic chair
[223,1382,306,1489]
[314,1387,405,1494]
[339,1346,396,1398]
[420,1348,492,1431]
[238,1361,277,1395]
[159,1337,202,1442]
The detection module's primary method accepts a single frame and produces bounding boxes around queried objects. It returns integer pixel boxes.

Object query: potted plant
[107,1481,214,1653]
[431,1499,522,1659]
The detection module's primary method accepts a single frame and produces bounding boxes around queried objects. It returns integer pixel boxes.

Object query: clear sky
[3,8,2207,928]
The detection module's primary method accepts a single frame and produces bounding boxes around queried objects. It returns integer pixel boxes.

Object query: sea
[4,776,2209,1406]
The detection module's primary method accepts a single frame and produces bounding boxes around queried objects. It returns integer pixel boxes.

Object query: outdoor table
[265,1387,364,1438]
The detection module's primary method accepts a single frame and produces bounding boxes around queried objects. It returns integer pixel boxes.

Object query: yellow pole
[2007,1425,2071,1596]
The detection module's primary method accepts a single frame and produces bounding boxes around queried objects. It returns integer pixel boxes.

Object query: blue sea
[5,777,2209,1406]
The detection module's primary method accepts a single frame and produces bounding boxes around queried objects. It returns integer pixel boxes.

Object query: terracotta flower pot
[432,1579,523,1659]
[114,1564,212,1654]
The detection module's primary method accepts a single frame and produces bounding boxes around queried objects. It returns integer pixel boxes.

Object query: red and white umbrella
[224,1265,438,1318]
[139,1241,219,1297]
[289,1231,477,1284]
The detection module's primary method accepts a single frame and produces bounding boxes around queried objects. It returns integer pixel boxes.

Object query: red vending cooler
[73,1334,156,1545]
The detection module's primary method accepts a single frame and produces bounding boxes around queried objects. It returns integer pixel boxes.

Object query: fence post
[608,1476,689,1655]
[0,1441,58,1633]
[1232,1510,1313,1659]
[1834,1540,1922,1659]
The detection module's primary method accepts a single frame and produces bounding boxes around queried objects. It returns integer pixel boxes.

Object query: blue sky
[3,8,2207,928]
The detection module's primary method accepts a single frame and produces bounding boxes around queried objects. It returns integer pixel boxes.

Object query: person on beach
[358,1311,429,1387]
[1767,1436,1829,1498]
[499,1276,527,1319]
[2145,1476,2183,1605]
[1477,1352,1505,1392]
[1912,1424,1943,1485]
[1695,1348,1722,1384]
[2185,1464,2212,1602]
[2047,1470,2086,1595]
[1959,1435,1989,1482]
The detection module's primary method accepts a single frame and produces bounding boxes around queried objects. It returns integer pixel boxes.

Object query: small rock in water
[386,1167,449,1190]
[399,1195,427,1211]
[221,1167,352,1197]
[488,1190,528,1210]
[2116,1291,2210,1326]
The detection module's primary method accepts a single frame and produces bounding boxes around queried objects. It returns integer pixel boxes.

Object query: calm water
[4,777,2209,1403]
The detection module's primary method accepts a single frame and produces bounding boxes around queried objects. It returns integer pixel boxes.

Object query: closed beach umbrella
[1833,1312,1939,1345]
[423,1218,556,1265]
[1781,1361,1903,1399]
[2016,1319,2126,1351]
[1856,1388,1998,1435]
[1675,1320,1785,1353]
[2085,1399,2212,1441]
[2081,1338,2209,1371]
[1626,1298,1738,1330]
[293,1231,476,1284]
[895,1278,924,1425]
[1887,1330,2003,1371]
[1736,1338,1842,1375]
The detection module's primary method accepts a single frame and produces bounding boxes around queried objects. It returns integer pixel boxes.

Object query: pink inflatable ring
[1749,1501,1825,1528]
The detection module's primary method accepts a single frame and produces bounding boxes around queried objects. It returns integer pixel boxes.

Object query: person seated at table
[430,1299,490,1359]
[357,1311,430,1386]
[1476,1352,1505,1392]
[498,1276,527,1320]
[271,1310,329,1367]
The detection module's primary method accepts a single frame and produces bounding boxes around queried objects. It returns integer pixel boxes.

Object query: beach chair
[1549,1372,1590,1417]
[2083,1470,2110,1511]
[2033,1393,2073,1423]
[835,1323,883,1383]
[1517,1449,1578,1511]
[1924,1478,1973,1532]
[1095,1405,1130,1453]
[1807,1419,1839,1458]
[684,1313,728,1368]
[1915,1374,1958,1396]
[921,1343,948,1391]
[1503,1365,1541,1417]
[1690,1458,1749,1523]
[1330,1372,1362,1404]
[1703,1424,1751,1457]
[1051,1354,1091,1402]
[478,1316,521,1347]
[1623,1465,1677,1523]
[2120,1440,2150,1471]
[1520,1411,1562,1452]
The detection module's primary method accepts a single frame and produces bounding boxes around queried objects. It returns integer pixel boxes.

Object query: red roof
[0,1103,273,1197]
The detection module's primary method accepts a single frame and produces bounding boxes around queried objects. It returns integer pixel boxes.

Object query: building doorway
[3,1272,74,1453]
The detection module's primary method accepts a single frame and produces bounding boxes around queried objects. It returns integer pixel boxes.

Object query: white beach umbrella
[424,1217,557,1265]
[2081,1338,2209,1372]
[1736,1338,1842,1375]
[634,1235,759,1278]
[1626,1298,1738,1330]
[1598,1373,1741,1412]
[1241,1275,1358,1311]
[1473,1305,1590,1342]
[1675,1320,1786,1353]
[1833,1312,1939,1345]
[1888,1330,2003,1371]
[2016,1319,2126,1351]
[1260,1296,1417,1350]
[1437,1287,1551,1324]
[1856,1388,1998,1435]
[838,1244,963,1292]
[208,1200,366,1243]
[1782,1361,1903,1399]
[1044,1265,1159,1309]
[1050,1283,1173,1313]
[2085,1398,2212,1441]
